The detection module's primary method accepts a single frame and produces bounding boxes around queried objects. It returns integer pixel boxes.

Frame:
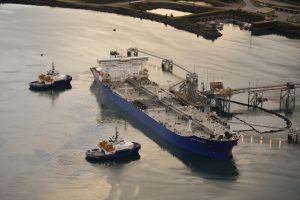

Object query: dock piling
[279,83,296,112]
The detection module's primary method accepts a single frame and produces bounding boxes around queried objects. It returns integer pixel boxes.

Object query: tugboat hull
[29,75,72,91]
[86,142,141,162]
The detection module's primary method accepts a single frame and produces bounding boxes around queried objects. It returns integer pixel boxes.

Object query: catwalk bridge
[135,48,300,112]
[214,82,300,113]
[130,48,299,134]
[231,83,300,94]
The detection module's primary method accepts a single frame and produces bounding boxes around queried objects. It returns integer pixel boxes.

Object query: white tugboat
[86,128,141,161]
[29,62,72,90]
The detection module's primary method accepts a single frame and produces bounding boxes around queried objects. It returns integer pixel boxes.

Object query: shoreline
[1,0,300,40]
[0,0,222,40]
[252,21,300,39]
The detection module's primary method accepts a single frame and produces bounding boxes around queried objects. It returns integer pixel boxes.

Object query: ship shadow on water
[95,100,125,124]
[90,82,239,180]
[29,84,72,105]
[85,153,141,166]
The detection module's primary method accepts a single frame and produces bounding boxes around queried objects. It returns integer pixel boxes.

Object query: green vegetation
[215,0,239,3]
[228,9,265,21]
[250,0,260,7]
[204,0,229,6]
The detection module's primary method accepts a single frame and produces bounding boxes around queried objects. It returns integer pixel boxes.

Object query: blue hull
[91,70,238,160]
[29,75,72,91]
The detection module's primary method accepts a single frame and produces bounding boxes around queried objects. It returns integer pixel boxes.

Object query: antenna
[52,62,55,73]
[206,68,208,91]
[115,127,119,141]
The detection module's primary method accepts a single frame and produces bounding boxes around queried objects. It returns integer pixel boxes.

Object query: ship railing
[125,77,219,136]
[125,78,156,98]
[97,55,149,64]
[106,73,146,82]
[110,89,125,99]
[146,107,167,111]
[161,98,223,136]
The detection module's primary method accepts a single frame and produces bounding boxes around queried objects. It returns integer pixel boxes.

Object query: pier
[137,48,300,113]
[213,82,300,113]
[134,48,298,135]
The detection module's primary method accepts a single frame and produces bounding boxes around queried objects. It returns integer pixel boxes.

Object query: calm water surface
[0,4,300,200]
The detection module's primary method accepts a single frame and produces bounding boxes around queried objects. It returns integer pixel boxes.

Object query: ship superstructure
[91,49,239,159]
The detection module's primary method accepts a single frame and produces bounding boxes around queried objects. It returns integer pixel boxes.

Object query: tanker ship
[90,48,239,159]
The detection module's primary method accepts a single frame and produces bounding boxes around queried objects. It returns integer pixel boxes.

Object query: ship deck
[109,77,232,140]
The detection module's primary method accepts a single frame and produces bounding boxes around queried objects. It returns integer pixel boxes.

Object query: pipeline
[220,99,292,134]
[138,49,192,74]
[231,115,261,134]
[128,48,293,134]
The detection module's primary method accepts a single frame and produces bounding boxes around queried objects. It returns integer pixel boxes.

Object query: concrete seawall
[252,21,300,39]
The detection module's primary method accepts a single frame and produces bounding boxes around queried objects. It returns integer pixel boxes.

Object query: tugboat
[29,62,72,90]
[86,128,141,162]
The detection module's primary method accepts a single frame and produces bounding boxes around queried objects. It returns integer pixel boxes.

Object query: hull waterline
[91,69,238,160]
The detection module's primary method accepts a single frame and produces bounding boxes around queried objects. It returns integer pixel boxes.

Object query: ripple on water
[2,70,21,73]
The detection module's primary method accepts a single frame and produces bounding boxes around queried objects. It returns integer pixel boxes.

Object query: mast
[115,127,119,141]
[51,62,55,74]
